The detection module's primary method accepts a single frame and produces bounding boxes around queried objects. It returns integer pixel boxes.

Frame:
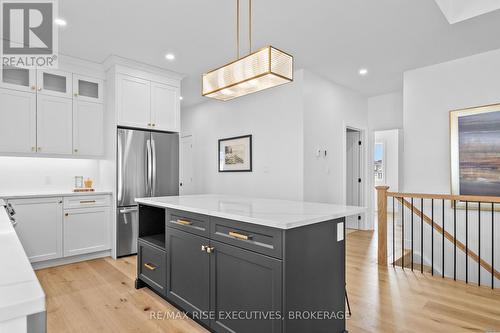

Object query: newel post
[376,186,390,266]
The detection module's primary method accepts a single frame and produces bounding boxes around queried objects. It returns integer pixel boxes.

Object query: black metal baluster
[421,198,424,273]
[411,198,414,271]
[454,200,457,281]
[402,197,404,270]
[442,199,445,279]
[478,202,481,287]
[393,197,395,268]
[492,203,495,289]
[431,199,434,276]
[465,201,468,284]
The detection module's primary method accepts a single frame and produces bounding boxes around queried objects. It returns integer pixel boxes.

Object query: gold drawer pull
[229,231,250,241]
[144,263,157,271]
[206,246,215,254]
[80,200,96,204]
[177,219,192,225]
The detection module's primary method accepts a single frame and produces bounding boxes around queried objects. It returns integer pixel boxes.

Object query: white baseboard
[32,250,112,270]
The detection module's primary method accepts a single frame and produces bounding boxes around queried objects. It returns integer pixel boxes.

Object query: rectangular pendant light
[202,46,293,101]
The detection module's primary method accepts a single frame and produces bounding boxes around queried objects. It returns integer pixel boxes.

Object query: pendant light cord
[236,0,252,59]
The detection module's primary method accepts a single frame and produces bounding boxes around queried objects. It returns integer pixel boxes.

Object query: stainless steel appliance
[117,128,179,257]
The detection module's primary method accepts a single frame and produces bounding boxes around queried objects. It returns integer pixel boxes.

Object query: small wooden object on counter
[73,188,95,192]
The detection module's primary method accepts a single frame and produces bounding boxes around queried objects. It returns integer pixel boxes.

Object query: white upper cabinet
[0,67,36,93]
[0,88,37,153]
[117,74,151,128]
[37,94,73,154]
[73,74,103,103]
[151,81,180,132]
[73,100,104,156]
[36,69,73,98]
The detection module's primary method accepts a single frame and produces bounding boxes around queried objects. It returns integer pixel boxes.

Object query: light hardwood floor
[36,230,500,333]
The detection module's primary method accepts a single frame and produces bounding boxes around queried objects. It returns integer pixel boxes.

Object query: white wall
[0,157,102,194]
[368,91,403,131]
[180,70,305,201]
[302,71,368,206]
[403,48,500,287]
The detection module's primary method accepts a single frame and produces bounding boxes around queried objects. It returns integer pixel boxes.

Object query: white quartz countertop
[0,190,112,199]
[135,194,366,230]
[0,201,45,322]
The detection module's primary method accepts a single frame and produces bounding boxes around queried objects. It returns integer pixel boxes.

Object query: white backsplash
[0,157,102,194]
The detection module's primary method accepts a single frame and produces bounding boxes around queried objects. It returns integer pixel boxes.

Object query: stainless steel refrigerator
[117,128,179,257]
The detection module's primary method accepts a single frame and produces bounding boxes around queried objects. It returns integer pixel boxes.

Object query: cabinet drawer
[166,209,209,237]
[138,240,166,295]
[210,217,283,259]
[63,195,110,209]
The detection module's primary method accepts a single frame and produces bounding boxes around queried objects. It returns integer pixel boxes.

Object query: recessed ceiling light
[358,68,368,76]
[179,96,183,101]
[54,18,67,26]
[165,53,175,61]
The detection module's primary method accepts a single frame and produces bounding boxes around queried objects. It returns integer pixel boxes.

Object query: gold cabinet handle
[37,147,42,152]
[144,263,157,271]
[64,213,69,217]
[201,245,207,252]
[74,93,78,97]
[31,85,36,91]
[147,123,152,126]
[80,200,96,204]
[31,146,36,152]
[37,87,42,91]
[74,149,78,153]
[152,123,156,127]
[229,231,250,241]
[206,246,215,254]
[176,219,192,225]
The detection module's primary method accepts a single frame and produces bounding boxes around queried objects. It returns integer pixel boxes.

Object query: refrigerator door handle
[151,139,157,196]
[117,131,123,203]
[146,139,152,196]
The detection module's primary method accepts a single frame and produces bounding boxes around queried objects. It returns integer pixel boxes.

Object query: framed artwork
[218,135,252,172]
[450,104,500,206]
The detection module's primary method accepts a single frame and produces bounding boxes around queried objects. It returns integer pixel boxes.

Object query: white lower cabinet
[8,197,63,263]
[8,194,111,265]
[64,206,111,257]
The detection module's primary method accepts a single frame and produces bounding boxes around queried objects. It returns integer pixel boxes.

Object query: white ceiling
[435,0,500,24]
[58,0,500,107]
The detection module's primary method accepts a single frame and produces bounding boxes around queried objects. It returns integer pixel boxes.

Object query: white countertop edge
[0,191,113,199]
[135,197,366,230]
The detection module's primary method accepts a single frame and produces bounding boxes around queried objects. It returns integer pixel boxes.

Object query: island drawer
[166,209,210,237]
[210,217,283,259]
[138,240,167,296]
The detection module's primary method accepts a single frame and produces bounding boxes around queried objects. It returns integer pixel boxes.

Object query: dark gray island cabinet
[135,195,364,333]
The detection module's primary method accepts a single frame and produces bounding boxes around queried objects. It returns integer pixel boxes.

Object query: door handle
[120,207,138,214]
[151,139,157,196]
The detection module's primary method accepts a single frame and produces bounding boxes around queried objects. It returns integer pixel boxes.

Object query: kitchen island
[135,194,365,333]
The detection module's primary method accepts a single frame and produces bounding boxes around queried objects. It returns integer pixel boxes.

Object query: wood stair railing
[377,186,500,287]
[396,197,500,280]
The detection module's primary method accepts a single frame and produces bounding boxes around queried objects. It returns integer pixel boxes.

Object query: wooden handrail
[376,186,390,266]
[387,191,500,204]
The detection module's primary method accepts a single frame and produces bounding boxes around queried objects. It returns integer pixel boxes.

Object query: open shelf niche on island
[138,204,166,250]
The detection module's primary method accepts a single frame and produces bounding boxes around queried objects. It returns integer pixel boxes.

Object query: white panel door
[180,135,194,194]
[151,81,179,132]
[73,74,104,103]
[63,207,111,257]
[346,130,361,229]
[117,74,151,129]
[37,95,73,154]
[37,69,72,98]
[0,67,36,93]
[73,100,103,156]
[0,88,36,153]
[8,197,63,263]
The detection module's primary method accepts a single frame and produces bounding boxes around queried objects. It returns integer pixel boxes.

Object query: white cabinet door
[63,207,111,257]
[117,74,151,129]
[151,81,180,132]
[37,69,72,98]
[0,67,36,93]
[73,74,103,103]
[37,95,73,154]
[73,101,103,156]
[0,88,36,153]
[8,197,63,263]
